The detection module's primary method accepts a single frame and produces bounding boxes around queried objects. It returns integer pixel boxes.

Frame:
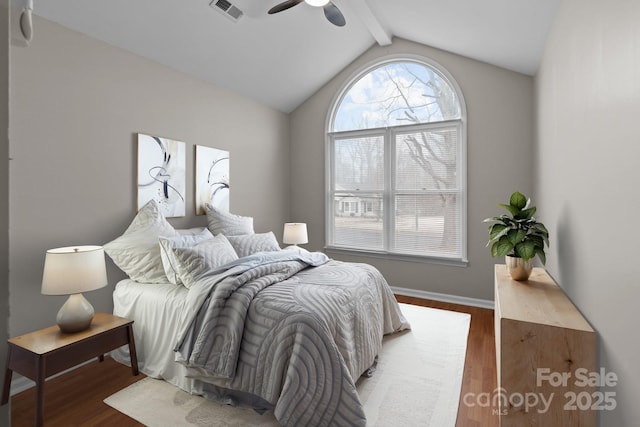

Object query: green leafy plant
[484,191,549,264]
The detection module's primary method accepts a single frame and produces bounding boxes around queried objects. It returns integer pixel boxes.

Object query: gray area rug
[104,303,470,426]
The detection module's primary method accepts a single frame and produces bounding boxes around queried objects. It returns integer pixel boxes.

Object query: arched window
[326,56,467,264]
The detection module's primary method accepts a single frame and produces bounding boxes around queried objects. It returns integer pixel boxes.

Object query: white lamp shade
[41,245,108,295]
[283,223,308,245]
[305,0,330,6]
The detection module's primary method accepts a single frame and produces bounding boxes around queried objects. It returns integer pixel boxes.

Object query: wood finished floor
[10,297,498,427]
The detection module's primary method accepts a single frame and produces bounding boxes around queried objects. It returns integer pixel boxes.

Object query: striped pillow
[170,234,239,289]
[226,232,281,258]
[205,204,254,236]
[159,228,214,285]
[104,200,178,283]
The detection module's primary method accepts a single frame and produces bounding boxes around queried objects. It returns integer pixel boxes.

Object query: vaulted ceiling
[29,0,560,112]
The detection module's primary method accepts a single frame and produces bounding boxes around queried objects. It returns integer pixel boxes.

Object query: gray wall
[535,0,640,424]
[8,17,290,336]
[290,38,534,301]
[0,0,9,424]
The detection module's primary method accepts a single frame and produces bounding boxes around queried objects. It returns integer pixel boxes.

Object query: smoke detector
[210,0,244,22]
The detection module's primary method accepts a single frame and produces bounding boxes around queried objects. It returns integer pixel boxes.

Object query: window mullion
[326,135,335,247]
[385,127,394,253]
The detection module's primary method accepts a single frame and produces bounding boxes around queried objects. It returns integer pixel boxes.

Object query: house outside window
[326,56,468,265]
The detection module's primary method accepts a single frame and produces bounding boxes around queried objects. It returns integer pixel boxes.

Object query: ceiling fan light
[305,0,330,7]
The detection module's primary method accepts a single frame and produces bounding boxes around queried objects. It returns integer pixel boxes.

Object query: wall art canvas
[137,133,186,217]
[195,145,229,215]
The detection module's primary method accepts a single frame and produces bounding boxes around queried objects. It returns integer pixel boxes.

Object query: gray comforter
[175,248,409,426]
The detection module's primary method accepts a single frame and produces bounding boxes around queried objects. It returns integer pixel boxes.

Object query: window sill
[324,246,469,267]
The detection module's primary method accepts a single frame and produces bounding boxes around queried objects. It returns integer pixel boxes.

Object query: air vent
[210,0,244,22]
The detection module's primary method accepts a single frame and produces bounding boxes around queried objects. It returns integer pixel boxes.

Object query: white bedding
[111,279,205,394]
[112,255,409,426]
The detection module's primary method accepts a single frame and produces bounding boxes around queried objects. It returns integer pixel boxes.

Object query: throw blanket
[175,249,409,426]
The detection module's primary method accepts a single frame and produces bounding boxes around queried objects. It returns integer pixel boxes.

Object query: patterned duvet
[116,249,409,426]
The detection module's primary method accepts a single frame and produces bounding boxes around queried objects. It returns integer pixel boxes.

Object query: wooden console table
[1,313,138,426]
[494,264,596,426]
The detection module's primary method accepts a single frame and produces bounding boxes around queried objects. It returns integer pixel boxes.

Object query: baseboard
[9,376,34,396]
[392,286,494,310]
[9,358,95,397]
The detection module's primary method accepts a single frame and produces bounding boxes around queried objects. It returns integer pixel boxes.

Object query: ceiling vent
[210,0,244,22]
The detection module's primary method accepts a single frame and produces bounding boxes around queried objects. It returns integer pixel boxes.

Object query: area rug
[104,303,470,426]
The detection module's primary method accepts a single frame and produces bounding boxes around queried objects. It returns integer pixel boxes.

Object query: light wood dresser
[494,264,596,427]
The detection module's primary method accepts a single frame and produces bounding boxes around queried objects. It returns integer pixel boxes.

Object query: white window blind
[332,134,384,250]
[392,125,462,257]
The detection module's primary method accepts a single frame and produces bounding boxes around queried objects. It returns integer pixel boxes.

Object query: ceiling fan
[268,0,346,27]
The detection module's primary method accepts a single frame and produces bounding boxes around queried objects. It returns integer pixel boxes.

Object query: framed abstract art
[137,133,186,217]
[195,145,229,215]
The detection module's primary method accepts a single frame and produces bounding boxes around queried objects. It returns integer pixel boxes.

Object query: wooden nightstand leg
[126,324,139,376]
[1,368,11,406]
[35,356,46,427]
[1,345,13,405]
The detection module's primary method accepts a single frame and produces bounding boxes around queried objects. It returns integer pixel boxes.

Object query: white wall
[535,0,640,424]
[290,38,534,301]
[9,17,290,336]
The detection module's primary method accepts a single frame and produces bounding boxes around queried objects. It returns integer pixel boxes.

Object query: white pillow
[159,228,214,285]
[176,227,209,236]
[104,200,178,283]
[205,203,254,236]
[226,232,281,258]
[170,234,239,289]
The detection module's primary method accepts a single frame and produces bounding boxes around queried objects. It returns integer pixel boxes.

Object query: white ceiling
[29,0,560,113]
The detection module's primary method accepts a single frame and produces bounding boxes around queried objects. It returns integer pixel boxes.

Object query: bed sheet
[111,279,204,394]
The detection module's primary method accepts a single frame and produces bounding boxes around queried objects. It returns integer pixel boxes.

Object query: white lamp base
[56,293,95,333]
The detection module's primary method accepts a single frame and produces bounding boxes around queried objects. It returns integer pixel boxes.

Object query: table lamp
[41,245,108,333]
[283,223,308,246]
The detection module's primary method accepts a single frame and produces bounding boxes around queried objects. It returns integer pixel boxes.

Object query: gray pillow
[159,228,214,285]
[226,232,281,258]
[170,234,239,289]
[205,203,254,236]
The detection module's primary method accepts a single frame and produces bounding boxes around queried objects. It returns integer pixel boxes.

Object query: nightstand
[1,313,139,426]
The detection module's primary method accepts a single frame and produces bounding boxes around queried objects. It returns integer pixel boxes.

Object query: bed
[106,201,410,426]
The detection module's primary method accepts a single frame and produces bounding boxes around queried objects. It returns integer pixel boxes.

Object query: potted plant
[484,191,549,280]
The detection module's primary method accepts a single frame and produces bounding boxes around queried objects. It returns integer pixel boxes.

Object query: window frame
[324,55,468,266]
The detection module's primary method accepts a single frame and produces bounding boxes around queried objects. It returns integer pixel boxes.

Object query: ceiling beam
[348,0,392,46]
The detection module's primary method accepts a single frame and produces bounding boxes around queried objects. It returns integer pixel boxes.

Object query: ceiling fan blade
[323,2,345,27]
[268,0,304,14]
